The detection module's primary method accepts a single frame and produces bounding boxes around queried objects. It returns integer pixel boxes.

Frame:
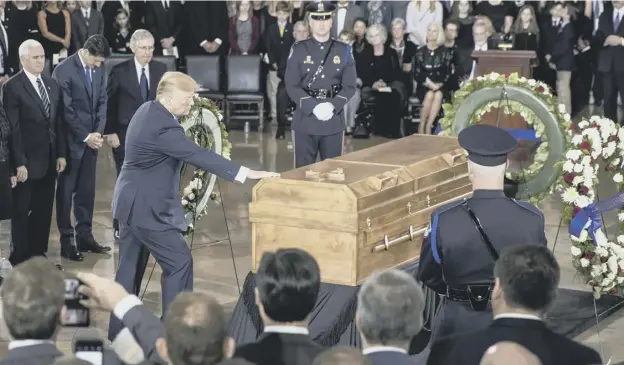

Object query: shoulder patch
[511,199,544,218]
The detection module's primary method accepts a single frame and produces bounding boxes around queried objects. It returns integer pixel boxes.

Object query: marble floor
[0,122,623,363]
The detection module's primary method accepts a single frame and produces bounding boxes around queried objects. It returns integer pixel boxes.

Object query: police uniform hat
[306,2,335,20]
[458,124,517,166]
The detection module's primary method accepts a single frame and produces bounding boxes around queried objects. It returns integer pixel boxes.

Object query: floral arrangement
[439,72,572,205]
[179,96,231,234]
[558,116,624,298]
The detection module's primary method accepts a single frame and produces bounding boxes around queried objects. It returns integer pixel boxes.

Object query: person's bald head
[480,342,542,365]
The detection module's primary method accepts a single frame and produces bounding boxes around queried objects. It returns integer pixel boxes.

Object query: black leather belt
[446,285,493,311]
[304,85,342,100]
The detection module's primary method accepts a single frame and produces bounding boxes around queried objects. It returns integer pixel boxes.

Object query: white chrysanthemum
[579,120,590,128]
[476,76,485,81]
[576,195,591,208]
[558,104,567,114]
[181,199,188,206]
[183,186,193,196]
[581,156,592,166]
[562,161,575,173]
[519,77,527,83]
[489,72,500,80]
[562,187,579,203]
[580,258,590,267]
[564,113,571,122]
[528,79,536,86]
[571,135,583,145]
[619,213,624,223]
[614,158,621,166]
[565,149,582,161]
[592,265,603,277]
[571,246,583,256]
[618,277,624,284]
[614,173,623,183]
[608,256,619,272]
[573,164,584,173]
[571,176,584,186]
[571,230,589,242]
[590,115,601,122]
[187,193,195,201]
[596,247,610,257]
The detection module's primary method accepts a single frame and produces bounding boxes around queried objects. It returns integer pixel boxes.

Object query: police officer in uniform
[418,124,548,343]
[284,2,357,168]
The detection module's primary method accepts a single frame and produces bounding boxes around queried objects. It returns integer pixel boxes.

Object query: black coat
[235,332,323,365]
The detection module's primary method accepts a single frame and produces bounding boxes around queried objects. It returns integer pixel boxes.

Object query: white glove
[313,102,334,121]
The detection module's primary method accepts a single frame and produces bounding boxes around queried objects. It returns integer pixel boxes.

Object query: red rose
[601,257,608,263]
[585,252,596,260]
[573,206,581,214]
[536,85,545,93]
[610,135,618,142]
[579,186,589,194]
[504,73,510,78]
[580,141,591,151]
[569,123,575,131]
[564,173,576,184]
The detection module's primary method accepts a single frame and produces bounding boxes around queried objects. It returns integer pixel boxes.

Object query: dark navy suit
[52,54,107,241]
[367,350,416,365]
[108,101,244,340]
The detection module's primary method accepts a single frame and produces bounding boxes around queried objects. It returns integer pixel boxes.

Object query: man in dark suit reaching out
[109,71,279,341]
[53,34,112,262]
[1,40,66,267]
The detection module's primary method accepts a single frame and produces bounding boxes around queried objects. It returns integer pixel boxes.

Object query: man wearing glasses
[105,29,167,241]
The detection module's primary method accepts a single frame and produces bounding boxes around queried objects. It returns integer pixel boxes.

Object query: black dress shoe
[77,234,112,253]
[55,264,64,271]
[275,129,285,140]
[60,243,84,261]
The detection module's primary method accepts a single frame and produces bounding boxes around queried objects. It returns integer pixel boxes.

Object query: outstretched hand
[247,170,280,180]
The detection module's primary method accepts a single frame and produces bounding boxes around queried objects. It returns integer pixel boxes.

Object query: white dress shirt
[135,57,150,89]
[362,346,408,355]
[23,69,49,101]
[336,7,348,35]
[8,340,55,350]
[263,325,310,335]
[593,1,604,33]
[82,7,91,19]
[493,313,542,321]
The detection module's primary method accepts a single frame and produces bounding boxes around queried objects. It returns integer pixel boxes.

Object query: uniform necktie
[36,78,50,118]
[615,12,621,31]
[140,67,148,101]
[85,67,92,90]
[279,25,284,37]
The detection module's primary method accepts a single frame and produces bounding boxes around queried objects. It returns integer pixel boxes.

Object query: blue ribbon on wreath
[434,125,540,141]
[569,192,624,243]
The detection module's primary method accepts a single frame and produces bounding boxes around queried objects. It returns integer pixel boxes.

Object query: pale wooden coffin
[249,134,473,286]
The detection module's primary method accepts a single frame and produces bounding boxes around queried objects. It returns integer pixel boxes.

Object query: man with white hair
[105,29,167,340]
[110,71,279,341]
[356,269,425,365]
[1,39,66,268]
[417,124,547,343]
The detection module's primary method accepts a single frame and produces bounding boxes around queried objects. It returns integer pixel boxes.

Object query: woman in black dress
[474,0,515,37]
[0,102,13,222]
[37,1,71,63]
[360,24,406,139]
[415,23,452,135]
[450,0,475,49]
[511,5,539,52]
[6,1,40,72]
[109,8,132,54]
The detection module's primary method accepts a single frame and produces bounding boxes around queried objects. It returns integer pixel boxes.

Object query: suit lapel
[127,59,143,101]
[74,54,92,98]
[19,71,47,119]
[148,62,159,100]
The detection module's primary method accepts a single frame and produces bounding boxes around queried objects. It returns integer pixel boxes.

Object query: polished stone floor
[0,119,623,362]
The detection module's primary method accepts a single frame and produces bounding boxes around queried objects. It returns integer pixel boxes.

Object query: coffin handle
[441,148,467,167]
[372,225,428,253]
[367,172,399,191]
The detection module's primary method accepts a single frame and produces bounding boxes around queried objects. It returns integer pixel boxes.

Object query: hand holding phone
[64,278,90,327]
[74,339,104,365]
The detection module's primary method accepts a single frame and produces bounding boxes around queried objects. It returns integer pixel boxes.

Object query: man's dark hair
[444,19,460,30]
[493,245,560,312]
[312,347,373,365]
[215,359,254,365]
[256,248,320,322]
[83,34,111,58]
[1,257,65,340]
[164,292,228,365]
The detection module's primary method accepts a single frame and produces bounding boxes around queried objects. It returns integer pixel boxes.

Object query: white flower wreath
[558,116,624,298]
[179,96,232,234]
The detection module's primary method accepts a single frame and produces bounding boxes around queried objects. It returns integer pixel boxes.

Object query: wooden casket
[249,134,473,286]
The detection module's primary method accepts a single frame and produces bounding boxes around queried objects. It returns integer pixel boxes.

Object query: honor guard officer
[417,124,548,343]
[284,2,357,168]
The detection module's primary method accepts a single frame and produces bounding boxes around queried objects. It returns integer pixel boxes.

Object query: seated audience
[360,24,406,139]
[450,0,475,49]
[234,248,322,365]
[388,17,417,95]
[313,348,373,365]
[479,342,542,365]
[511,5,539,52]
[352,18,370,58]
[443,19,461,92]
[109,8,133,54]
[357,269,425,365]
[228,0,260,55]
[427,245,602,365]
[405,0,443,47]
[414,23,451,135]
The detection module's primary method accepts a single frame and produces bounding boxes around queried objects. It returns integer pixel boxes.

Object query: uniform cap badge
[333,55,340,64]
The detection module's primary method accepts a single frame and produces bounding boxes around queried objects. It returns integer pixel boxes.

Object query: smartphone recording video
[74,339,103,365]
[64,278,90,327]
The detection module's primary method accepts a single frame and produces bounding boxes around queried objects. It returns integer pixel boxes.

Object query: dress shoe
[275,129,285,140]
[60,238,84,262]
[77,234,112,253]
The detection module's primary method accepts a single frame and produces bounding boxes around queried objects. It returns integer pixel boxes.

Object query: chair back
[104,55,132,77]
[152,56,177,72]
[226,55,261,93]
[186,55,220,91]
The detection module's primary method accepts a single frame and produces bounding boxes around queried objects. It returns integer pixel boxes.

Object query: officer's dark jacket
[284,37,357,136]
[418,189,547,293]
